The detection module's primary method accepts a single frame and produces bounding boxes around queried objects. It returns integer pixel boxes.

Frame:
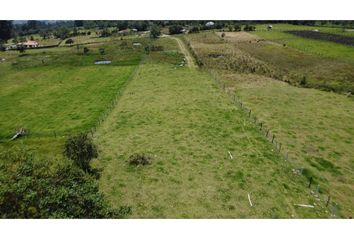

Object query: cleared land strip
[93,38,328,218]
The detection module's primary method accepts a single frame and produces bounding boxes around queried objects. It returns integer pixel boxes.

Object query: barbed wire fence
[182,36,339,218]
[87,55,147,138]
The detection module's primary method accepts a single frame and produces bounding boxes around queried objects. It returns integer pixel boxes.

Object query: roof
[19,40,39,46]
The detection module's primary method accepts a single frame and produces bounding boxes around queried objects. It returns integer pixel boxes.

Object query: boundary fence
[182,35,339,218]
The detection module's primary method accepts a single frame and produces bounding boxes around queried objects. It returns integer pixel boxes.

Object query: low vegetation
[0,149,131,218]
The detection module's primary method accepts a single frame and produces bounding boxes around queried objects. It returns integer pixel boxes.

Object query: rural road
[165,35,197,69]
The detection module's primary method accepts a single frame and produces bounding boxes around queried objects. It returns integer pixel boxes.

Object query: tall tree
[0,20,13,42]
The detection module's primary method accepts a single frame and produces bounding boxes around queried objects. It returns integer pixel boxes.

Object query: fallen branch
[294,204,314,208]
[248,193,253,207]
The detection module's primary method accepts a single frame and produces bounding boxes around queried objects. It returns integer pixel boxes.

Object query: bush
[189,26,200,33]
[100,28,112,37]
[244,25,256,31]
[234,24,242,31]
[300,76,307,86]
[150,24,161,39]
[65,38,74,45]
[169,25,184,35]
[129,153,152,166]
[0,150,131,218]
[99,48,105,55]
[83,47,89,54]
[64,133,97,172]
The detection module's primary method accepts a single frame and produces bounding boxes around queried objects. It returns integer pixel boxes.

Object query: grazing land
[0,37,145,156]
[286,30,354,47]
[93,37,329,218]
[184,31,354,217]
[1,21,353,219]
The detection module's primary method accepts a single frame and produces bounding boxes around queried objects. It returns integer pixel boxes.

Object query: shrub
[63,133,97,172]
[169,25,184,35]
[300,76,307,86]
[100,28,112,37]
[221,32,225,38]
[244,25,256,31]
[17,45,26,54]
[99,48,105,55]
[234,24,242,31]
[0,150,131,218]
[65,38,74,45]
[83,47,89,54]
[128,153,152,166]
[189,26,200,33]
[150,24,161,39]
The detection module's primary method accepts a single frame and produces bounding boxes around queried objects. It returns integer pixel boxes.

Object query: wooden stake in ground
[294,204,314,208]
[228,151,233,159]
[248,193,253,207]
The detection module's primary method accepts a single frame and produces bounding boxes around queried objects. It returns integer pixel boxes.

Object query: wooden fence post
[326,196,331,207]
[308,177,313,188]
[271,135,275,143]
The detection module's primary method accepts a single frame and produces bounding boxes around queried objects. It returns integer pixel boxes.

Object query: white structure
[205,21,215,27]
[17,40,39,48]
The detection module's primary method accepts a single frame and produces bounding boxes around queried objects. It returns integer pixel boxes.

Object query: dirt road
[166,35,197,69]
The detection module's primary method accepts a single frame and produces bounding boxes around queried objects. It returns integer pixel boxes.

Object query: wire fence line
[87,55,147,138]
[182,36,338,217]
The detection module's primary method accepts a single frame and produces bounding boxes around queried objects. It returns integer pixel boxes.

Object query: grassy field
[93,37,330,218]
[255,23,354,37]
[218,32,354,93]
[185,32,354,218]
[254,29,354,63]
[0,37,145,156]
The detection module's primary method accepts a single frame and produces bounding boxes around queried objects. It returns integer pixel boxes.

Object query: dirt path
[166,35,197,69]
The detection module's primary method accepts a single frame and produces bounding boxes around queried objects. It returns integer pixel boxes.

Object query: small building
[18,40,39,49]
[118,29,131,36]
[205,21,215,27]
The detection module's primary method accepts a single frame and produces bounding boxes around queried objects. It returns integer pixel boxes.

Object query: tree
[39,30,50,39]
[65,38,74,45]
[100,28,111,37]
[189,26,200,33]
[150,24,161,39]
[0,20,13,43]
[64,133,97,172]
[0,150,131,218]
[234,24,241,31]
[74,20,84,27]
[169,25,184,35]
[244,24,256,31]
[17,45,26,55]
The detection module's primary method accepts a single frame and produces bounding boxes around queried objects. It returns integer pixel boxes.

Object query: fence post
[278,143,282,152]
[326,196,331,207]
[308,177,313,188]
[266,129,270,138]
[271,135,275,143]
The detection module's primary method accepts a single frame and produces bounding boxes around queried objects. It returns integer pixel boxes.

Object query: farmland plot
[185,32,354,218]
[94,37,329,218]
[0,38,145,156]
